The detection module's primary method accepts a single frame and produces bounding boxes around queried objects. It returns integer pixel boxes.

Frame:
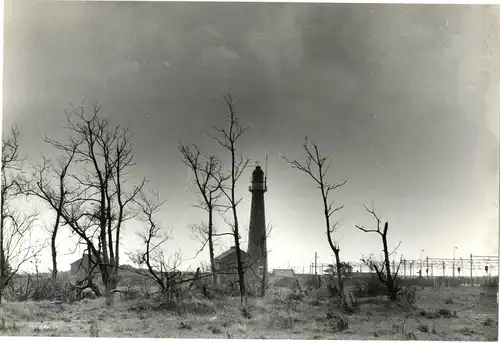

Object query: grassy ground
[0,286,497,339]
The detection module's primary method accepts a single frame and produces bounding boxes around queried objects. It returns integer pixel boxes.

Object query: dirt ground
[0,286,497,340]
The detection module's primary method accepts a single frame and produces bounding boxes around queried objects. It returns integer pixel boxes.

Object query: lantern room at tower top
[249,165,267,192]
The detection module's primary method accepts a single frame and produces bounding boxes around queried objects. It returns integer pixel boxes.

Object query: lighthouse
[247,163,268,281]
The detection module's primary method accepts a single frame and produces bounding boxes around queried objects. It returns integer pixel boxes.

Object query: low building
[214,246,262,285]
[272,268,294,277]
[70,252,103,280]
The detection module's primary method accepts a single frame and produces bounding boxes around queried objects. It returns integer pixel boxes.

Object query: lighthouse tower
[247,163,268,280]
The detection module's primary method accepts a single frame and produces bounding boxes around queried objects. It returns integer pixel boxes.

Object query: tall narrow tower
[247,163,268,280]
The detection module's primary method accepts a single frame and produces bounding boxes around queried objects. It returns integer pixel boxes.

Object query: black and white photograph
[1,0,499,339]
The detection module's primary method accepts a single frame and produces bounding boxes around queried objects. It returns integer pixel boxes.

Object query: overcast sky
[2,1,499,273]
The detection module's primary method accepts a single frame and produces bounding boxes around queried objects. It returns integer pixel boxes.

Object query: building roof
[70,252,103,267]
[214,246,248,261]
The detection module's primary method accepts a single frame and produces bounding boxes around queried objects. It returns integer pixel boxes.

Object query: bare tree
[355,204,402,300]
[284,137,348,306]
[1,127,44,304]
[179,144,227,286]
[24,143,79,281]
[210,94,250,306]
[42,102,145,301]
[129,189,176,294]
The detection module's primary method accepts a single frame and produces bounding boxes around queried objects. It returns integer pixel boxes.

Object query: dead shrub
[484,317,495,326]
[289,281,303,297]
[397,285,422,307]
[89,321,99,337]
[176,298,218,316]
[273,312,295,330]
[30,276,57,301]
[347,292,360,309]
[418,307,456,319]
[437,308,457,317]
[353,282,367,298]
[241,306,252,319]
[120,284,141,301]
[6,274,70,302]
[309,299,321,306]
[0,318,7,334]
[308,287,330,304]
[326,312,349,332]
[128,300,153,312]
[178,322,192,330]
[286,292,303,301]
[418,309,440,319]
[416,322,429,333]
[457,326,476,336]
[404,331,417,340]
[208,325,222,334]
[437,308,452,317]
[246,281,263,297]
[268,286,287,303]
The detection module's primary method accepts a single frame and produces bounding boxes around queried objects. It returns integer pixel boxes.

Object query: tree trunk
[234,229,247,306]
[381,223,397,300]
[51,221,59,281]
[190,267,201,290]
[333,249,347,305]
[208,208,217,286]
[230,136,247,306]
[0,204,4,305]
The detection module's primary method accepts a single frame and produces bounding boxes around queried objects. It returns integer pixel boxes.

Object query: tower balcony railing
[249,183,267,191]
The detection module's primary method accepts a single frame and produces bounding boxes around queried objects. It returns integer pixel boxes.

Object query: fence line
[273,254,499,279]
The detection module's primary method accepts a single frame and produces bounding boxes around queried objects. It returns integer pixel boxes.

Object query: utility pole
[403,259,407,278]
[314,252,318,275]
[453,247,457,278]
[426,256,429,279]
[420,249,424,278]
[442,261,445,276]
[470,254,473,287]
